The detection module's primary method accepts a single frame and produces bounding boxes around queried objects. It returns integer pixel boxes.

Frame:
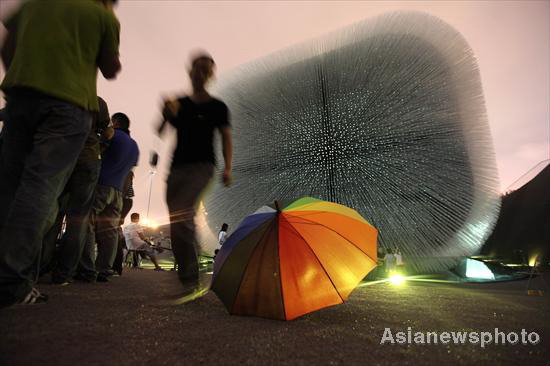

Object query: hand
[162,99,180,120]
[102,126,115,141]
[150,151,159,168]
[222,169,232,187]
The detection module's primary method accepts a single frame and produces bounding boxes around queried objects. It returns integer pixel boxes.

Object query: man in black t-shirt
[158,52,232,287]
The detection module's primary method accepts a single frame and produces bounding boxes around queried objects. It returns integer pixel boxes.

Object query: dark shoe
[179,278,199,291]
[74,273,96,283]
[96,274,109,283]
[154,267,165,272]
[52,274,73,286]
[178,269,199,281]
[18,288,48,305]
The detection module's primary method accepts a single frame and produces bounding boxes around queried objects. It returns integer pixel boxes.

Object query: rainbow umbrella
[211,197,378,320]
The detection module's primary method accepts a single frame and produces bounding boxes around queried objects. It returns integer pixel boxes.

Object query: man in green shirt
[0,0,121,307]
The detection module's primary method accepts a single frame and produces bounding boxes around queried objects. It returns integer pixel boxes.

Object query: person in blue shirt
[77,112,139,282]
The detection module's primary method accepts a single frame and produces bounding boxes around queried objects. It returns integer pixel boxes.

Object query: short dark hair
[130,213,140,221]
[190,51,215,68]
[112,112,130,129]
[221,223,229,231]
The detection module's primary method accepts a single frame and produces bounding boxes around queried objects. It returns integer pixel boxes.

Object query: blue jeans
[0,90,91,306]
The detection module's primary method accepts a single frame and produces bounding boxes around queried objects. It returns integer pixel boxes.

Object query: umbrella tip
[274,200,281,213]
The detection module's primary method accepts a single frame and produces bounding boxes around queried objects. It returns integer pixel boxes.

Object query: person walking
[157,52,232,288]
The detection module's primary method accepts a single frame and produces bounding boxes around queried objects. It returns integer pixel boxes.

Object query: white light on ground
[464,258,495,280]
[389,273,405,286]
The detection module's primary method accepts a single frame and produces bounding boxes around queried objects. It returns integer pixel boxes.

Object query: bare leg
[149,254,161,270]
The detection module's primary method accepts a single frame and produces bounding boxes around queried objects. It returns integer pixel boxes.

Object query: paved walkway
[1,269,549,365]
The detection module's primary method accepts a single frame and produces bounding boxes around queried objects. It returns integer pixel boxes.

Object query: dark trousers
[79,185,122,278]
[0,91,91,305]
[166,163,214,282]
[49,159,101,280]
[112,198,133,275]
[40,202,66,275]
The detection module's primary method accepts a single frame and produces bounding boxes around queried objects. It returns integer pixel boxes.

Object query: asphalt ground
[1,268,549,365]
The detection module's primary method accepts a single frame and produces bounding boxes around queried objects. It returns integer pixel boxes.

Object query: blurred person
[384,248,397,274]
[157,52,232,287]
[394,247,404,268]
[123,213,164,271]
[218,223,229,247]
[77,113,138,283]
[0,0,121,307]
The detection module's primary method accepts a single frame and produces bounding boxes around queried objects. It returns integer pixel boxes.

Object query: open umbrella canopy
[212,197,378,320]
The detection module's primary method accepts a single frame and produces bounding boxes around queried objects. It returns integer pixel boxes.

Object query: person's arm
[136,225,148,242]
[157,119,168,136]
[1,7,20,71]
[220,126,233,187]
[98,50,120,79]
[157,99,180,136]
[97,12,121,79]
[97,97,114,140]
[0,27,16,71]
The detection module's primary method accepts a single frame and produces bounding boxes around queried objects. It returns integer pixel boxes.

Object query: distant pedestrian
[395,247,404,268]
[384,248,397,274]
[0,0,121,307]
[218,223,229,247]
[157,52,233,288]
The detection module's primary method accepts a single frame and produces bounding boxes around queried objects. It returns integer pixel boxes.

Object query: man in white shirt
[123,213,163,271]
[218,223,228,247]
